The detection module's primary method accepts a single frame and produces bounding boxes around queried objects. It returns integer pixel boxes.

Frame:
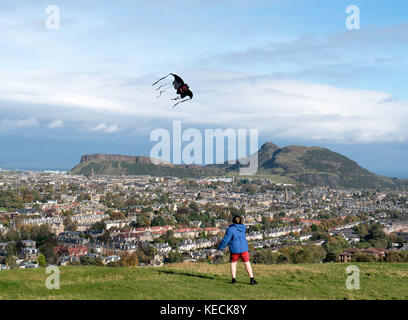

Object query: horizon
[1,140,407,180]
[1,1,408,178]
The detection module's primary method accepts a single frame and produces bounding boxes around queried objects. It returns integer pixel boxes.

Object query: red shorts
[230,251,250,263]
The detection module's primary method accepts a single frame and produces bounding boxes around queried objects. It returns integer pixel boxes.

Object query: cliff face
[80,154,152,164]
[71,144,408,189]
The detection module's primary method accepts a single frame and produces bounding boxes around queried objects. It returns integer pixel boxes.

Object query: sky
[0,0,408,177]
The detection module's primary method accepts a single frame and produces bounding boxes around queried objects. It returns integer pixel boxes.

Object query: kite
[152,73,193,110]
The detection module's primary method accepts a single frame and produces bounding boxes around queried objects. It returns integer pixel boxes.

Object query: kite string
[152,73,172,86]
[171,98,191,110]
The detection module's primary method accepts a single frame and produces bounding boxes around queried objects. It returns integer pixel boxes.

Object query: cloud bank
[0,68,407,143]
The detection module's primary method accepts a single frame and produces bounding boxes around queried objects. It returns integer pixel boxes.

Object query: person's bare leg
[244,261,253,278]
[230,262,237,279]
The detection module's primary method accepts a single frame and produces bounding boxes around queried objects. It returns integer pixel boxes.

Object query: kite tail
[155,83,172,98]
[156,89,167,98]
[152,73,172,86]
[171,98,191,110]
[155,83,171,91]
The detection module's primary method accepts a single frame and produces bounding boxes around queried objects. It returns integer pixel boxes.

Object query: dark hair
[232,215,242,224]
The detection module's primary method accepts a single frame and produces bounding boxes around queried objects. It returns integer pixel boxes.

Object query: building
[338,252,352,263]
[21,248,39,262]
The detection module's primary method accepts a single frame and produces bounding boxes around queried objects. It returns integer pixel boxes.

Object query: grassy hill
[219,144,406,189]
[70,142,408,189]
[70,160,224,178]
[1,262,407,300]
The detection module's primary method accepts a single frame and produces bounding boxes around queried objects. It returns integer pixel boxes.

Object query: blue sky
[0,0,408,177]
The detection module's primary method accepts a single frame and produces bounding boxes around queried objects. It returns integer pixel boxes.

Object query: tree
[137,214,151,227]
[5,242,18,256]
[5,230,20,242]
[189,201,199,213]
[39,236,57,263]
[292,216,302,225]
[37,254,47,267]
[161,231,179,248]
[63,216,78,232]
[5,255,17,268]
[253,250,278,264]
[62,209,74,217]
[174,213,189,225]
[352,253,376,262]
[323,236,349,262]
[151,215,166,227]
[386,251,408,262]
[121,252,139,267]
[91,221,106,231]
[365,223,391,249]
[81,256,104,266]
[166,250,183,263]
[248,224,261,232]
[99,231,110,243]
[277,254,289,264]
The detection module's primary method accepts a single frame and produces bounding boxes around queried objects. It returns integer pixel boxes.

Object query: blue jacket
[218,224,249,253]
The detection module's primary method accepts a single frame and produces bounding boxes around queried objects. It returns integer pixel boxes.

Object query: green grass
[0,262,407,300]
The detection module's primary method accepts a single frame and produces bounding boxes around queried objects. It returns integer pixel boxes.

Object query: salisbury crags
[80,154,153,164]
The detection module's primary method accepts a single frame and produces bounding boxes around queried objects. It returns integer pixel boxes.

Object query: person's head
[232,215,243,224]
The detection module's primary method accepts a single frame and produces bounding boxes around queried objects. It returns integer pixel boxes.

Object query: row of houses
[0,240,39,264]
[263,225,303,238]
[330,228,361,243]
[190,248,223,260]
[252,234,314,249]
[177,237,220,252]
[0,264,10,270]
[22,213,110,227]
[107,226,221,243]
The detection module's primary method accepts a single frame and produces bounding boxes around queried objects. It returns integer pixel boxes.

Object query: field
[0,262,407,300]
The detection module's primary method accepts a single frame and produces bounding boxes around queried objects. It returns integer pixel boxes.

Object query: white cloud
[204,23,408,69]
[0,68,408,143]
[47,119,64,129]
[0,117,39,133]
[91,123,120,133]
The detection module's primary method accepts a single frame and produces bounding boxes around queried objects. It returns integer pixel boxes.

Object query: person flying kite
[218,215,258,285]
[152,73,193,109]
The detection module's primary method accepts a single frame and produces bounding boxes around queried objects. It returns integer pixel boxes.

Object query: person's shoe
[250,278,258,285]
[231,278,236,284]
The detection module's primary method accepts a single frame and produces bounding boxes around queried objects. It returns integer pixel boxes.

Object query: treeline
[253,222,407,264]
[0,185,62,210]
[0,224,57,264]
[253,244,408,264]
[253,245,326,264]
[353,222,394,249]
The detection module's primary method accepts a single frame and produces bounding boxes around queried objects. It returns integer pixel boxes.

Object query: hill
[70,143,408,189]
[216,142,407,189]
[0,262,407,300]
[70,154,224,178]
